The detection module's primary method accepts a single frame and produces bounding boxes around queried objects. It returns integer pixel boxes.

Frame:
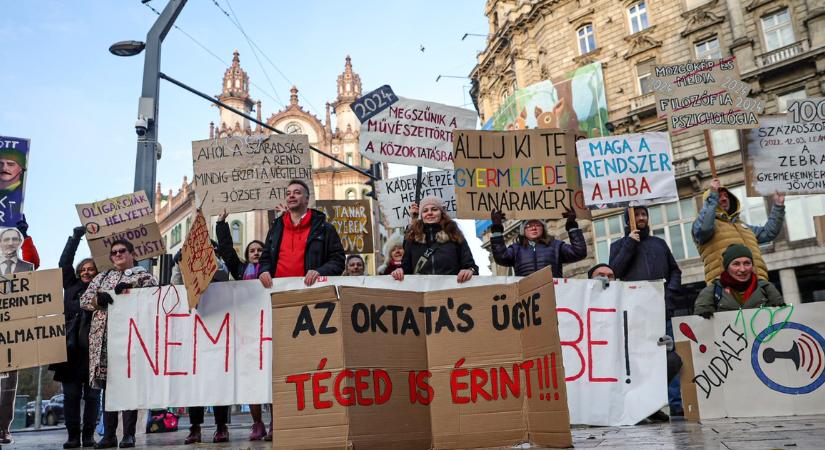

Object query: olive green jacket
[694,278,784,315]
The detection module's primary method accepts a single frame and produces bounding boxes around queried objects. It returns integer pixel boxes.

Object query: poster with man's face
[0,136,29,227]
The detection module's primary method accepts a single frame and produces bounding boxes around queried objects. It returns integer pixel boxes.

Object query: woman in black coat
[49,227,100,448]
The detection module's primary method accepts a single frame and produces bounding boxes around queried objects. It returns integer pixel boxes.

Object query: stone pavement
[9,414,825,449]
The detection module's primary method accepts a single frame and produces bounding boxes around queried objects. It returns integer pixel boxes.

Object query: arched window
[346,189,356,200]
[577,24,596,54]
[231,221,243,244]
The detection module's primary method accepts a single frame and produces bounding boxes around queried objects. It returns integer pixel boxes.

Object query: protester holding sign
[49,226,100,449]
[391,196,478,282]
[489,207,586,278]
[258,180,345,289]
[694,244,784,318]
[377,231,404,275]
[79,239,157,449]
[692,179,785,285]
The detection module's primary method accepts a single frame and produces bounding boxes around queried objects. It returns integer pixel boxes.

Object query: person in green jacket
[694,244,784,318]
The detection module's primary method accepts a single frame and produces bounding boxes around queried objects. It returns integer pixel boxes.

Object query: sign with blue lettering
[576,132,678,209]
[0,136,29,227]
[351,85,398,123]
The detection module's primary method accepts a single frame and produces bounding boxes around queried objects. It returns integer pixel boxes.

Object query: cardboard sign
[359,97,478,170]
[87,222,165,272]
[272,267,572,449]
[315,200,373,254]
[0,136,29,227]
[744,115,825,196]
[453,129,590,220]
[180,211,217,309]
[76,191,153,239]
[674,303,825,419]
[651,58,761,135]
[577,132,678,208]
[104,282,273,410]
[0,268,66,371]
[192,134,314,217]
[787,98,825,124]
[351,85,398,123]
[376,170,456,228]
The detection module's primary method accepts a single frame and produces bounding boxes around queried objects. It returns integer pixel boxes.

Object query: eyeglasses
[525,222,544,229]
[110,248,128,256]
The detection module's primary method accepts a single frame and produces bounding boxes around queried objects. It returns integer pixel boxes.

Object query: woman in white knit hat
[377,231,405,275]
[391,196,477,282]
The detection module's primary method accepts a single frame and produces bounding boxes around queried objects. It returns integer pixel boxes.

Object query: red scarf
[720,272,758,303]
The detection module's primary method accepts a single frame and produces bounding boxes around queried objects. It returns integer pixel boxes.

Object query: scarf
[243,263,260,280]
[720,272,758,305]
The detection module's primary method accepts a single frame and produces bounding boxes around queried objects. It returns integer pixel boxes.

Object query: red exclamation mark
[537,357,545,400]
[679,322,706,353]
[550,353,560,401]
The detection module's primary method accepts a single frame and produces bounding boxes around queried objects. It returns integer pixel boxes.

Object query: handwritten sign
[674,303,825,419]
[192,134,314,217]
[76,191,153,239]
[651,58,761,135]
[87,222,165,272]
[577,132,678,208]
[376,169,456,228]
[744,115,825,196]
[180,211,217,309]
[360,97,478,170]
[351,85,398,123]
[0,136,29,227]
[453,129,590,220]
[0,269,66,371]
[787,98,825,124]
[315,200,373,254]
[272,267,572,449]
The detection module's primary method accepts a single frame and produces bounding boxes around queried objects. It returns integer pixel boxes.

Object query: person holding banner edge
[80,239,157,449]
[692,178,785,285]
[488,207,586,278]
[391,196,478,282]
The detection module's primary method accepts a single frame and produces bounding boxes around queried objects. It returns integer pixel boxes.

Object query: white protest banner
[651,58,761,135]
[787,98,825,124]
[192,134,313,217]
[360,97,477,169]
[744,115,825,196]
[105,282,273,410]
[674,303,825,420]
[106,275,664,427]
[376,169,455,228]
[577,132,678,209]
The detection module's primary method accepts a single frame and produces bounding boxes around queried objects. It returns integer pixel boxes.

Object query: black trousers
[101,390,137,438]
[188,406,229,427]
[62,380,100,432]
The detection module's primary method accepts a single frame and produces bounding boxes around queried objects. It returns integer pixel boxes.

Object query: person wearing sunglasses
[80,239,157,449]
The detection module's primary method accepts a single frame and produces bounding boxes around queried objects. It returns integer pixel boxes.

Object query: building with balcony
[470,0,825,305]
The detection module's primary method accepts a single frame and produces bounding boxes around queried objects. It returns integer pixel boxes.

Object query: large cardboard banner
[0,136,29,227]
[180,211,217,310]
[376,170,455,228]
[651,58,761,135]
[272,267,572,449]
[359,97,478,169]
[192,134,313,217]
[453,129,590,220]
[315,200,374,254]
[0,269,66,371]
[674,303,825,420]
[745,114,825,196]
[577,132,678,209]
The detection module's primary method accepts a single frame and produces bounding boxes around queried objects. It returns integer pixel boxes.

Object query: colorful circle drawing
[751,322,825,395]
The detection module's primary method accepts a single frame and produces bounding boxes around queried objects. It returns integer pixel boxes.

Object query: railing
[629,92,656,111]
[756,40,808,67]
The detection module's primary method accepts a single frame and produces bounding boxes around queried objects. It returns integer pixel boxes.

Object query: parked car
[43,394,64,426]
[24,400,48,427]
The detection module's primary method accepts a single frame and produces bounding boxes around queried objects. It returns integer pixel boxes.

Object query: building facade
[157,52,385,272]
[471,0,825,305]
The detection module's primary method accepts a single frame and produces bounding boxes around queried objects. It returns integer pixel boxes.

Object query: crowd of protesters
[0,175,793,447]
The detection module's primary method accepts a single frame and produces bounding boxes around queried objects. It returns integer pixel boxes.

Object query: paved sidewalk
[9,414,825,449]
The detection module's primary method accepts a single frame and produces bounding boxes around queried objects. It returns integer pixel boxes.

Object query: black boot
[81,426,96,448]
[63,424,81,449]
[93,435,118,449]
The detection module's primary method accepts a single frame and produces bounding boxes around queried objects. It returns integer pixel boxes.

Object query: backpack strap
[413,245,439,275]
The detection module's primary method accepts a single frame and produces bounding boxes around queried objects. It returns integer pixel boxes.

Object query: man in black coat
[258,180,345,288]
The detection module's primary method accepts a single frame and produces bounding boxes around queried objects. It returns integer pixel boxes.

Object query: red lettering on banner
[447,354,561,404]
[193,313,230,374]
[259,309,272,370]
[557,307,585,381]
[286,359,394,411]
[164,313,189,376]
[587,308,618,382]
[127,316,159,378]
[408,370,434,405]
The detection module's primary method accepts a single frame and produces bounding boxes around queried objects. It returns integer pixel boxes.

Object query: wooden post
[628,207,637,232]
[704,129,717,178]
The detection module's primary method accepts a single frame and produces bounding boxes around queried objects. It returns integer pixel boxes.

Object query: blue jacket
[491,228,587,278]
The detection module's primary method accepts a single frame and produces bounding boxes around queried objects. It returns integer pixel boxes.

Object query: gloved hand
[562,207,578,232]
[97,292,114,307]
[72,226,85,239]
[657,335,674,351]
[16,216,28,239]
[490,209,506,233]
[114,282,132,295]
[699,311,714,319]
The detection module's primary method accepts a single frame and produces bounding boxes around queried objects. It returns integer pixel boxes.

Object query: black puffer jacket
[259,209,345,277]
[49,234,94,384]
[401,223,479,275]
